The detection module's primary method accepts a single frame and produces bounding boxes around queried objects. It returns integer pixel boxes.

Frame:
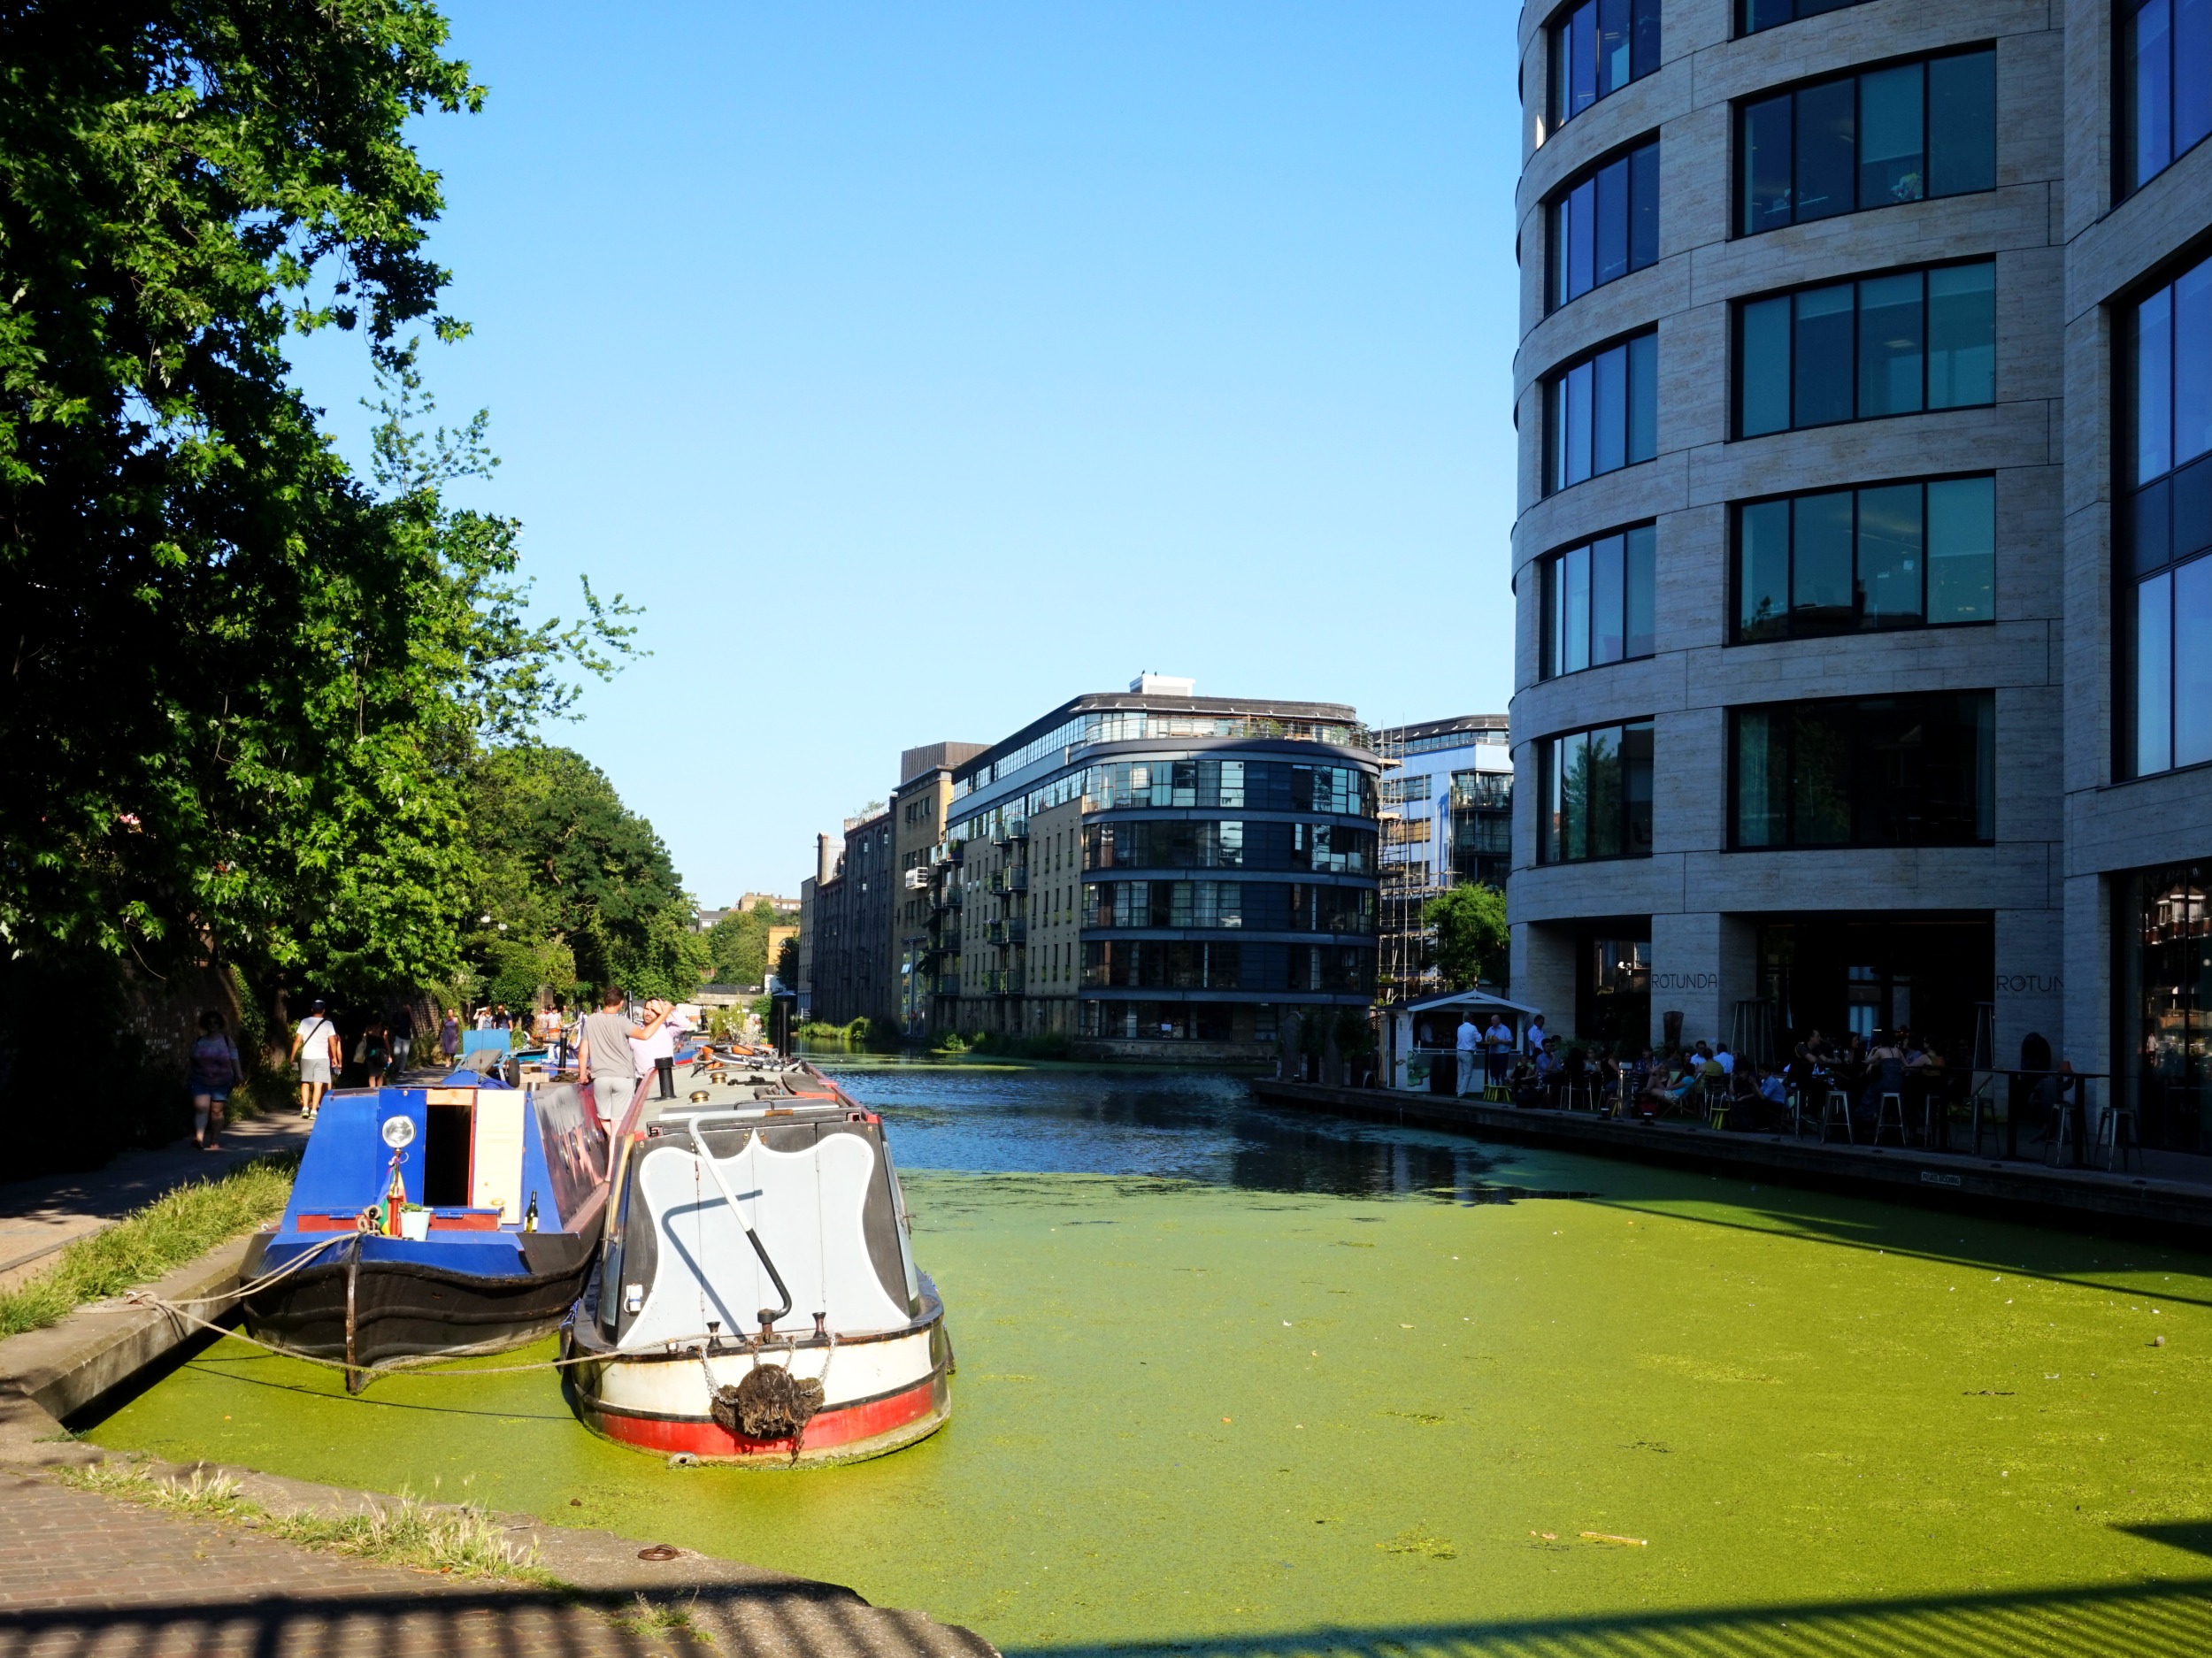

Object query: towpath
[0,1466,997,1658]
[0,1111,311,1293]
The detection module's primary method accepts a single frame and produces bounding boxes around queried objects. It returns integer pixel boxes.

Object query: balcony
[934,841,964,866]
[982,970,1025,996]
[994,824,1030,848]
[935,932,962,957]
[990,867,1029,894]
[987,917,1028,946]
[935,977,960,999]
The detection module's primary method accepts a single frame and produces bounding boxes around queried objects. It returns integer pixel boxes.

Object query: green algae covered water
[87,1064,2212,1655]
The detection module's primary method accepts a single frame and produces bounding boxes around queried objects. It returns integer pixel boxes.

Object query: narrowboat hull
[561,1286,953,1466]
[240,1229,596,1368]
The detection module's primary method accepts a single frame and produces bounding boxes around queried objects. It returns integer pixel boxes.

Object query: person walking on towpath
[289,999,342,1119]
[188,1010,242,1151]
[355,1018,391,1088]
[439,1008,461,1069]
[576,986,672,1130]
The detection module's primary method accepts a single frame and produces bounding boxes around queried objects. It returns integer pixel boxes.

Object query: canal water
[88,1063,2212,1655]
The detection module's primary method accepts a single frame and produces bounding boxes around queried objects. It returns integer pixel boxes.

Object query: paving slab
[0,1466,997,1658]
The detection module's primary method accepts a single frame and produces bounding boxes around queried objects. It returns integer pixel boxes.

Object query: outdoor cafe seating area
[1388,988,2141,1177]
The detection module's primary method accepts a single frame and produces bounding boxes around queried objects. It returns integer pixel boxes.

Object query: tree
[706,898,786,989]
[463,746,705,1003]
[0,4,633,1003]
[1425,883,1509,991]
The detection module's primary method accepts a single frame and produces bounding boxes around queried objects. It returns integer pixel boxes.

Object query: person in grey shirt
[575,985,672,1129]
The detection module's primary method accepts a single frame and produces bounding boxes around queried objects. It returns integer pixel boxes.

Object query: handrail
[682,1111,795,1334]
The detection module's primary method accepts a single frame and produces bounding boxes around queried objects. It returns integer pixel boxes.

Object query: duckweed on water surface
[83,1066,2212,1654]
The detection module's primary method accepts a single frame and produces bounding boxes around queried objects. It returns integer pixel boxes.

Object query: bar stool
[1918,1091,1948,1153]
[2094,1101,2139,1171]
[1871,1092,1907,1147]
[1820,1091,1855,1144]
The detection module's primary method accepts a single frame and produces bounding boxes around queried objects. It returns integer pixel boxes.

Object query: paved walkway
[0,1469,995,1658]
[0,1113,311,1294]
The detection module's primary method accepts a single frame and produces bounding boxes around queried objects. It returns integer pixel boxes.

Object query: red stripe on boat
[587,1377,941,1458]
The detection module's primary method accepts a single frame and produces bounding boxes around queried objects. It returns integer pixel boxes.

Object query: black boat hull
[238,1232,595,1370]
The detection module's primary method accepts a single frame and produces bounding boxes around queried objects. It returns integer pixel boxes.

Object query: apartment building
[1508,0,2211,1148]
[1375,715,1515,996]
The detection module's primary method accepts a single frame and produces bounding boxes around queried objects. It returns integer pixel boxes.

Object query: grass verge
[56,1461,556,1584]
[0,1154,297,1339]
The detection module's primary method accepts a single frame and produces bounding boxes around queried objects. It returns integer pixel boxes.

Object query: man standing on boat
[577,986,673,1128]
[289,998,342,1119]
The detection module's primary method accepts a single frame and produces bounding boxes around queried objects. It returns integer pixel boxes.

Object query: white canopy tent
[1387,986,1545,1094]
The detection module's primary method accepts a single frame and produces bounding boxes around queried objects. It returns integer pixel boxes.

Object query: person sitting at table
[1861,1030,1908,1118]
[1758,1063,1789,1117]
[1640,1052,1695,1117]
[1617,1048,1652,1115]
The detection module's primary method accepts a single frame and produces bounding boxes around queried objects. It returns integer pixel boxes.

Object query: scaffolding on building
[1374,724,1440,1002]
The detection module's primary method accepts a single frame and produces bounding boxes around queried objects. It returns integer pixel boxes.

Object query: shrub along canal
[85,1063,2212,1654]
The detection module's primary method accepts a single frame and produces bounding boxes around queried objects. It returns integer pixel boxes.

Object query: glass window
[1548,332,1658,492]
[1549,0,1661,130]
[2125,0,2212,194]
[1538,719,1655,863]
[1732,476,1993,641]
[1740,0,1871,35]
[1736,52,1995,235]
[1736,263,1995,437]
[2124,251,2212,778]
[1729,694,1996,848]
[1541,525,1657,676]
[1552,141,1662,309]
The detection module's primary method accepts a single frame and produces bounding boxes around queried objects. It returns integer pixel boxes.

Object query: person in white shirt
[1525,1013,1549,1056]
[630,1000,681,1099]
[288,999,342,1119]
[1454,1014,1481,1096]
[1715,1042,1736,1076]
[1484,1017,1515,1089]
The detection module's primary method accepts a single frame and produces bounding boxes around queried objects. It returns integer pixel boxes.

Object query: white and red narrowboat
[560,1062,951,1467]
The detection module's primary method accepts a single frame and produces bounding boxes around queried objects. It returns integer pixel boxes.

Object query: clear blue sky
[293,2,1523,905]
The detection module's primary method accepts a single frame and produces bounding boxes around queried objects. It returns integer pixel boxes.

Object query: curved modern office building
[930,678,1381,1058]
[1508,0,2210,1120]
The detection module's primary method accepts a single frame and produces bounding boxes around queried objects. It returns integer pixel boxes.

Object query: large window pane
[1632,0,1661,78]
[1858,272,1925,418]
[2177,261,2212,470]
[1740,297,1792,435]
[1927,264,1995,408]
[2139,286,2174,484]
[1855,698,1921,843]
[2139,572,2174,776]
[1743,96,1793,234]
[1927,51,1996,196]
[1570,2,1598,119]
[1596,0,1631,93]
[1926,476,1995,622]
[2180,0,2212,157]
[1586,728,1624,857]
[1592,533,1625,664]
[1793,285,1856,427]
[1790,705,1855,843]
[2134,0,2174,189]
[1624,525,1655,657]
[1740,499,1791,639]
[1858,482,1924,624]
[1563,730,1591,859]
[1794,489,1855,619]
[1563,180,1594,303]
[1631,142,1660,268]
[1595,157,1628,286]
[1565,359,1593,484]
[1858,64,1924,206]
[1563,541,1592,673]
[1624,722,1655,852]
[1628,332,1658,460]
[1594,343,1627,473]
[1736,710,1783,846]
[2177,557,2212,768]
[1794,79,1855,222]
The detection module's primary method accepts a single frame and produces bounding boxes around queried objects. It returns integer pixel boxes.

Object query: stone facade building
[805,808,896,1027]
[1508,0,2211,1144]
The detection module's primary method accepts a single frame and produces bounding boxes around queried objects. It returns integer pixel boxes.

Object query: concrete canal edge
[1249,1078,2212,1247]
[0,1230,1001,1657]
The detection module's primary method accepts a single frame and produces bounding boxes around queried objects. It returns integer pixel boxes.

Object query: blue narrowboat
[241,1076,614,1386]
